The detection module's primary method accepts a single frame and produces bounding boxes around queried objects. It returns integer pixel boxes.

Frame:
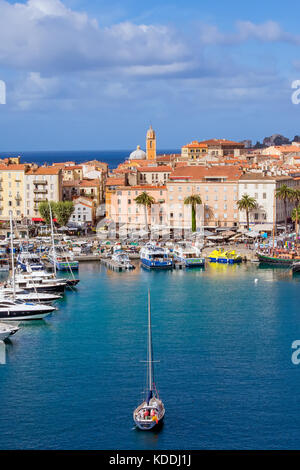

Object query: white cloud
[0,0,189,73]
[199,20,300,45]
[0,0,296,114]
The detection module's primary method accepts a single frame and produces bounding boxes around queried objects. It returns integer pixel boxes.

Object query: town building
[108,185,167,232]
[167,166,242,229]
[71,196,96,226]
[181,141,208,160]
[25,167,63,220]
[63,179,102,205]
[0,164,28,221]
[238,173,300,228]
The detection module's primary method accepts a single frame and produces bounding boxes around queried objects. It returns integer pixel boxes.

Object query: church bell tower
[146,125,156,160]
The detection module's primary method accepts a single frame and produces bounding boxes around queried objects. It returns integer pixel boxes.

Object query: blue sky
[0,0,300,151]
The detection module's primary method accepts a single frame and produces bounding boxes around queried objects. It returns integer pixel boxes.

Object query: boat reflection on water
[0,340,6,365]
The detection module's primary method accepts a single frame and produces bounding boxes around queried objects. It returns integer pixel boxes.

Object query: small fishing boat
[133,290,165,430]
[140,243,173,270]
[173,242,205,267]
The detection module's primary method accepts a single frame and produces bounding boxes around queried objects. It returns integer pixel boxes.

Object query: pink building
[108,185,167,231]
[167,166,243,228]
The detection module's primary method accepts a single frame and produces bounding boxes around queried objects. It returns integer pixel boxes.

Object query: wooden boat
[133,290,165,430]
[256,252,298,266]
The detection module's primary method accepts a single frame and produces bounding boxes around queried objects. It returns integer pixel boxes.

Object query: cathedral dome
[129,145,146,160]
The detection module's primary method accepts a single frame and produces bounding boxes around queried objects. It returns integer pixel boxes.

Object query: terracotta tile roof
[199,139,244,146]
[239,173,275,181]
[169,165,243,181]
[64,165,82,170]
[138,166,172,172]
[274,145,300,153]
[106,177,125,186]
[79,179,100,187]
[27,167,61,175]
[182,141,208,148]
[0,164,27,171]
[156,155,175,161]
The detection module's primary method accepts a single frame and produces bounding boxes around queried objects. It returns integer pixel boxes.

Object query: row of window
[169,186,238,192]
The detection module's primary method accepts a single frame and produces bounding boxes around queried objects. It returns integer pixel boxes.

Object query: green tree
[134,192,155,232]
[54,201,75,227]
[275,184,294,231]
[38,201,56,225]
[237,194,257,230]
[292,204,300,245]
[184,194,202,232]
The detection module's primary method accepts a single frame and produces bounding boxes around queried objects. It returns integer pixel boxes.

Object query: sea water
[0,262,299,450]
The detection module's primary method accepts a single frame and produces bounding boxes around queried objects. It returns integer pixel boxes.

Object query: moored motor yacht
[140,243,173,269]
[0,287,62,304]
[0,298,56,321]
[7,272,66,294]
[173,242,205,267]
[17,252,44,271]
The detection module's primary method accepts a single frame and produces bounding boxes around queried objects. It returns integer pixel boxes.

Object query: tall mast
[9,213,16,300]
[273,189,276,251]
[147,288,154,394]
[49,202,57,276]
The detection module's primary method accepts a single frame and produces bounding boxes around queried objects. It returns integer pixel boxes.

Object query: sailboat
[133,290,165,430]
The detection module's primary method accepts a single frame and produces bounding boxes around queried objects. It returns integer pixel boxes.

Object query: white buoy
[254,278,258,283]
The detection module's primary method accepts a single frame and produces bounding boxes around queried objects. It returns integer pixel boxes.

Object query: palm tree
[290,189,300,245]
[237,194,257,230]
[134,192,155,232]
[292,205,300,238]
[275,184,294,231]
[184,194,202,232]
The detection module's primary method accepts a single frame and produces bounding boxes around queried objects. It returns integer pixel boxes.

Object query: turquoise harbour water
[0,262,300,450]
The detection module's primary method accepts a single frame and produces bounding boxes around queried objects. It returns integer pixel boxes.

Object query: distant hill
[263,134,290,147]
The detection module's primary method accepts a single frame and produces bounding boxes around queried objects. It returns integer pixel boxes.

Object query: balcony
[15,194,22,201]
[34,197,47,203]
[34,188,47,194]
[33,179,47,185]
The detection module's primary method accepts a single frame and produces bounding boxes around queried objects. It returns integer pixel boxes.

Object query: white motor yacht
[0,298,56,321]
